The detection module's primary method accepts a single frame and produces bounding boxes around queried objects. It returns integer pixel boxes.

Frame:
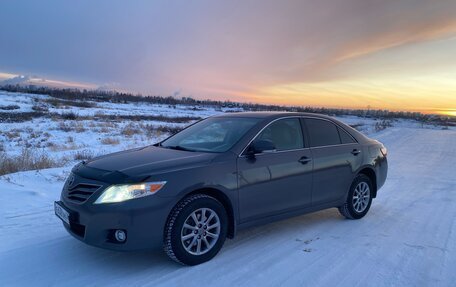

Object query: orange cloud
[334,18,456,64]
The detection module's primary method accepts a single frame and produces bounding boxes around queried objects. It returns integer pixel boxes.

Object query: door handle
[298,156,312,164]
[351,149,361,156]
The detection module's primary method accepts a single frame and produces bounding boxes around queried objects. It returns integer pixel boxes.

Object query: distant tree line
[1,84,454,126]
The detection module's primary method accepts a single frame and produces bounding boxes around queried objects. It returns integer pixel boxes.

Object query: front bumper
[57,194,177,251]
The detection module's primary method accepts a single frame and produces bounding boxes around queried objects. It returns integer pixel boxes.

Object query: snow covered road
[1,126,455,287]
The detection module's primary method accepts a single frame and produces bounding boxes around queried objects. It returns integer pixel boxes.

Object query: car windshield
[160,117,260,153]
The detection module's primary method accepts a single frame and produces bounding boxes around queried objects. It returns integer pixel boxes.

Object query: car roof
[212,111,332,120]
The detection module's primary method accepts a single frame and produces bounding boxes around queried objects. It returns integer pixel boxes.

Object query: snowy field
[0,92,455,286]
[0,91,225,161]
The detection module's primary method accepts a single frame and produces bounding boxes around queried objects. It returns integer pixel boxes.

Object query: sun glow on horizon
[255,72,456,115]
[437,109,456,117]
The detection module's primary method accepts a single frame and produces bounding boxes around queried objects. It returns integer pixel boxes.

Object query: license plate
[54,202,70,225]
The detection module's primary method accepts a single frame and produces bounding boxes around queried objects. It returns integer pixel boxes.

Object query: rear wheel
[339,174,373,219]
[163,194,228,265]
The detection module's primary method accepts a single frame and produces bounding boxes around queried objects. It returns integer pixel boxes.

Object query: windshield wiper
[163,145,196,152]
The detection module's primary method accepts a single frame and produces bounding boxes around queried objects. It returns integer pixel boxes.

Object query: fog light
[114,230,126,242]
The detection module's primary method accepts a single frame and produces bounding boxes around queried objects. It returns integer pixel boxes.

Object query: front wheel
[163,194,228,265]
[339,174,373,219]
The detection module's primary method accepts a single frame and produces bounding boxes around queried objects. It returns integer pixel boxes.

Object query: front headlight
[94,181,167,204]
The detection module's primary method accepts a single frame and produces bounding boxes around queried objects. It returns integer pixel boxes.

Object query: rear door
[303,118,362,205]
[237,117,313,222]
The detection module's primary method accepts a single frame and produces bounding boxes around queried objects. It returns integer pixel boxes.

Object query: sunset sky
[1,0,455,115]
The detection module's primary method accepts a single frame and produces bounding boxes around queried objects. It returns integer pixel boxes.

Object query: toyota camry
[55,112,388,265]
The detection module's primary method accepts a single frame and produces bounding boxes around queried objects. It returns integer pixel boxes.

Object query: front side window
[254,118,304,151]
[161,117,260,153]
[305,118,341,147]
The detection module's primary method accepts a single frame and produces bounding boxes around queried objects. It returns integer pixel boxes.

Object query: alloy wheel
[352,182,370,213]
[180,208,221,255]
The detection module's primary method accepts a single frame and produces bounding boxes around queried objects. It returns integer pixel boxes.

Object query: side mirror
[246,139,276,156]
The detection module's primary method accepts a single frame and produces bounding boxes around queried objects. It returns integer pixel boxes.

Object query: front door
[237,118,313,222]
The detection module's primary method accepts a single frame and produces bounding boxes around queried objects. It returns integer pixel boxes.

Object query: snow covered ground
[1,92,455,286]
[0,91,225,160]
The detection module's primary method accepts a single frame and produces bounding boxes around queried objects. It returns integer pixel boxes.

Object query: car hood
[78,146,216,181]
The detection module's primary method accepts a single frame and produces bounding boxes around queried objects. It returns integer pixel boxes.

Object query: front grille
[67,183,101,203]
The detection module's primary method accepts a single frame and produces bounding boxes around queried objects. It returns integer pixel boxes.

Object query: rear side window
[256,118,304,151]
[305,118,341,147]
[338,127,356,144]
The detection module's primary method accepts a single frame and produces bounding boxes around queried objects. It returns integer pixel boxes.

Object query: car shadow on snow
[223,208,345,250]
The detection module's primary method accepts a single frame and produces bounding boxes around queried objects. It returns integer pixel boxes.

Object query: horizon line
[1,84,455,119]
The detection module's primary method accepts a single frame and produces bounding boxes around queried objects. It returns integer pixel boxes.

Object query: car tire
[338,174,373,219]
[163,194,228,265]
